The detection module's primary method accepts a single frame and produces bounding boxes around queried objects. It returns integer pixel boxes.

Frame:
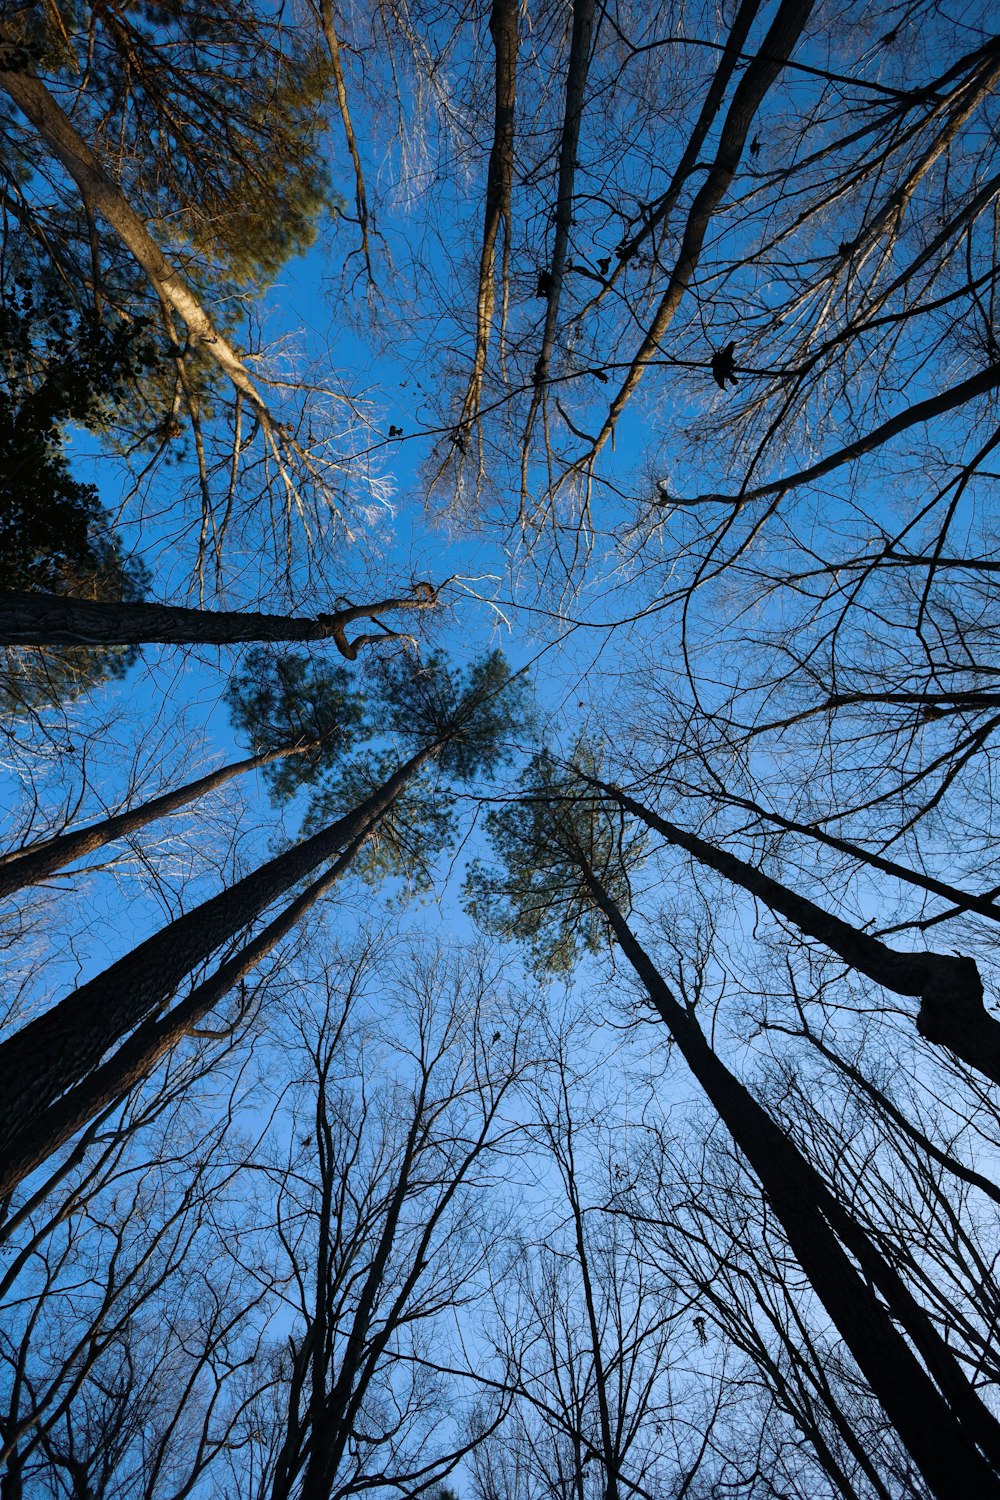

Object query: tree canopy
[4,2,1000,1496]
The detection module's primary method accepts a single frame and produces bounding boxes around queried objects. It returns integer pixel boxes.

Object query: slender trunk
[297,1097,428,1500]
[0,744,436,1166]
[591,0,814,458]
[613,0,762,268]
[460,0,517,426]
[0,46,270,420]
[0,743,314,900]
[523,0,594,447]
[317,0,374,282]
[780,1022,1000,1209]
[0,588,436,655]
[713,787,1000,927]
[576,855,1000,1497]
[0,832,366,1201]
[561,1121,620,1500]
[589,777,1000,1085]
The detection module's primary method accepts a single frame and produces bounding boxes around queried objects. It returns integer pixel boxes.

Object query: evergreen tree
[468,750,1000,1499]
[0,652,532,1197]
[0,276,151,710]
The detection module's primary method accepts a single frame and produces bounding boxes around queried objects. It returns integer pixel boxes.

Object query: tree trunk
[459,0,517,425]
[577,856,1000,1498]
[0,46,271,420]
[529,0,593,394]
[591,0,814,459]
[0,743,314,901]
[590,777,1000,1085]
[0,744,436,1169]
[0,588,437,655]
[0,831,366,1200]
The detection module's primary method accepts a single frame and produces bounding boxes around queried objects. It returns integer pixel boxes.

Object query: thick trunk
[0,588,436,655]
[0,833,364,1200]
[0,745,435,1165]
[579,861,1000,1497]
[592,777,1000,1085]
[0,743,313,900]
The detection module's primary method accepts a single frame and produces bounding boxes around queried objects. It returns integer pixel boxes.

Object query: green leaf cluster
[380,649,535,779]
[302,752,456,896]
[0,280,154,597]
[465,747,642,977]
[224,648,366,802]
[6,3,340,291]
[227,647,533,898]
[0,279,153,714]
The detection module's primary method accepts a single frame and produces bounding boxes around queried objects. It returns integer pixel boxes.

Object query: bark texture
[0,833,365,1200]
[592,777,1000,1084]
[0,743,312,900]
[0,46,270,418]
[0,587,437,653]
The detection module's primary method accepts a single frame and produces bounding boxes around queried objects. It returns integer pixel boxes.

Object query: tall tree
[265,940,529,1500]
[0,652,531,1198]
[468,754,1000,1497]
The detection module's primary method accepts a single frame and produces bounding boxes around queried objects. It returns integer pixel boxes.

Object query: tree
[477,1031,689,1500]
[469,752,1000,1497]
[0,585,440,654]
[575,769,1000,1087]
[0,1035,270,1500]
[0,276,152,713]
[0,651,532,1200]
[0,741,318,901]
[0,2,379,590]
[5,3,1000,1494]
[262,937,530,1500]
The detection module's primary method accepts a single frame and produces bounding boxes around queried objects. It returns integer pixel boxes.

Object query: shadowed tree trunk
[0,587,437,656]
[586,776,1000,1085]
[588,0,815,462]
[458,0,518,428]
[0,742,437,1177]
[521,0,595,475]
[0,742,315,900]
[0,830,366,1200]
[570,843,1000,1498]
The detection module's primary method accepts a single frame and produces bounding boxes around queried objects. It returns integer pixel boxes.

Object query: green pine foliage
[380,648,535,778]
[465,746,643,976]
[224,647,367,801]
[0,280,154,597]
[302,751,456,896]
[5,3,340,293]
[0,279,153,714]
[228,648,534,897]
